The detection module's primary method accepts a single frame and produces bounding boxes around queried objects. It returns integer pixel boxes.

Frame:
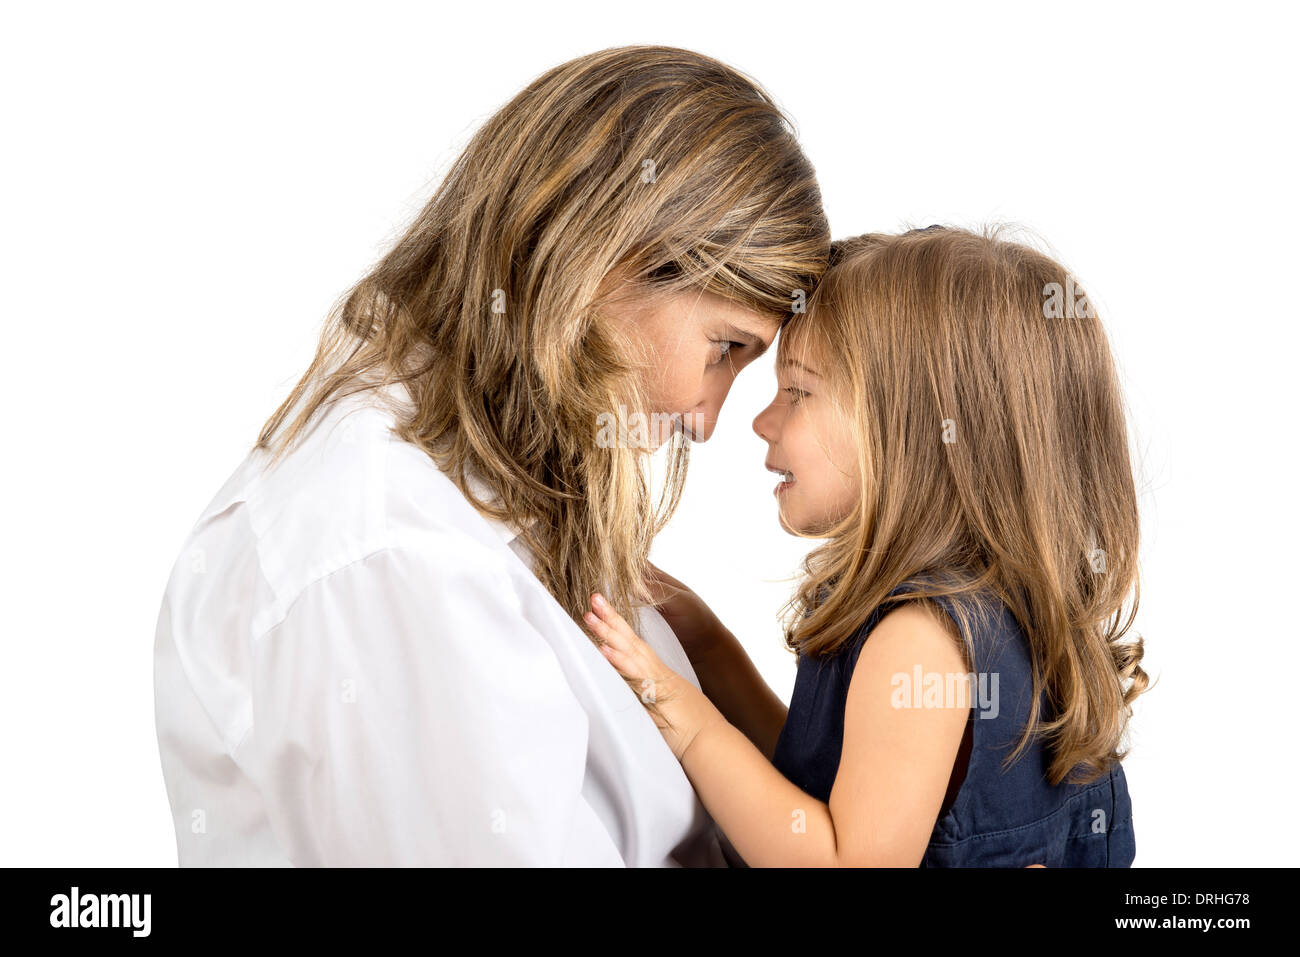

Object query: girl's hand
[584,591,716,761]
[584,592,679,706]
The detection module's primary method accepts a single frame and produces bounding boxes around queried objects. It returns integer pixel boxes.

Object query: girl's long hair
[779,226,1148,786]
[252,45,830,716]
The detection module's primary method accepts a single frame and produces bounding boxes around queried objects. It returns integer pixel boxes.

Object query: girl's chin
[776,503,804,536]
[778,503,842,539]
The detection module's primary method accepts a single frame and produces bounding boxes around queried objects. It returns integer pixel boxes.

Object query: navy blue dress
[770,584,1136,867]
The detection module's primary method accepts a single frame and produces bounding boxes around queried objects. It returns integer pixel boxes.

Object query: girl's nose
[752,403,776,443]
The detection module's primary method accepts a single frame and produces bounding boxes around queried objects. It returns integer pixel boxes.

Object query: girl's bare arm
[586,594,971,867]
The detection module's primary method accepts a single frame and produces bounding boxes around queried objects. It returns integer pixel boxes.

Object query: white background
[3,1,1295,866]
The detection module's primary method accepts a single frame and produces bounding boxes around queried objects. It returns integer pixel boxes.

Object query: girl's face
[609,288,781,448]
[752,334,860,535]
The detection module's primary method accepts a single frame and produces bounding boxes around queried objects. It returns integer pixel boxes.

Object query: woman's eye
[709,340,745,366]
[783,386,808,403]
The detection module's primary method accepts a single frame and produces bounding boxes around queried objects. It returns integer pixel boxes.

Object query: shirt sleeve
[238,540,625,866]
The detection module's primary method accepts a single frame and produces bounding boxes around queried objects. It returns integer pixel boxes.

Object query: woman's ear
[532,301,592,402]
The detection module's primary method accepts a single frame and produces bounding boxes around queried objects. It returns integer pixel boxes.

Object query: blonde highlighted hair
[253,46,829,713]
[778,225,1148,786]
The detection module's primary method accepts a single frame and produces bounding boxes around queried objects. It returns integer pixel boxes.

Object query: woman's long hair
[253,46,830,716]
[778,226,1148,786]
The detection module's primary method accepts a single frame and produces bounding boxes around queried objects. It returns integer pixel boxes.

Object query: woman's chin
[669,410,713,444]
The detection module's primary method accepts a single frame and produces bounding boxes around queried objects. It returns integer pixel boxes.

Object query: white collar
[460,462,539,548]
[371,378,538,550]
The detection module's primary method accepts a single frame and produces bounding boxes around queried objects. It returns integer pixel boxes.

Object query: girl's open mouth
[766,464,795,496]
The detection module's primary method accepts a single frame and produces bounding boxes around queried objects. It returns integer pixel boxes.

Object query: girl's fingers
[589,593,639,646]
[585,593,663,682]
[583,602,618,644]
[582,608,603,635]
[583,609,639,675]
[582,608,621,649]
[583,599,632,656]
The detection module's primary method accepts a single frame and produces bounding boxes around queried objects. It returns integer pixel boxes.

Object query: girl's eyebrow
[778,358,820,377]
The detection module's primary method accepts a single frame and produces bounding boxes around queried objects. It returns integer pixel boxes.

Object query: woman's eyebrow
[724,322,772,356]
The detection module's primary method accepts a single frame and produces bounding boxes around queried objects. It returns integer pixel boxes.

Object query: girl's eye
[784,386,809,403]
[709,340,745,366]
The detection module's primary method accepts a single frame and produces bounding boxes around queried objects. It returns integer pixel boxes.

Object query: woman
[152,45,829,866]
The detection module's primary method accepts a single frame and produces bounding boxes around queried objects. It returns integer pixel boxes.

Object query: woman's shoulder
[187,393,523,625]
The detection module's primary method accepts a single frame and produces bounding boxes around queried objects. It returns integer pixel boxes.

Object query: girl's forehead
[776,320,826,369]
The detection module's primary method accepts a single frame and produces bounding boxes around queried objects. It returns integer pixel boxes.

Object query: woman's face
[752,334,860,535]
[608,288,782,447]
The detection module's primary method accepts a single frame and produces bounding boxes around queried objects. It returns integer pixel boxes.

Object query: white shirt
[152,381,730,866]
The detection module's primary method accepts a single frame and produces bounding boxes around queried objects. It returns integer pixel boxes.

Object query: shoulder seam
[250,530,517,645]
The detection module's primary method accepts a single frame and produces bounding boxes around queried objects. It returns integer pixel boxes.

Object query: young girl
[584,226,1149,867]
